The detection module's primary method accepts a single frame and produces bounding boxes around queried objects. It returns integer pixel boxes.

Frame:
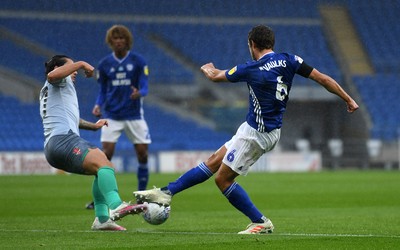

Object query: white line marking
[0,229,399,238]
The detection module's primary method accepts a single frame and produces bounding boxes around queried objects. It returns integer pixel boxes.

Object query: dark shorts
[44,130,97,175]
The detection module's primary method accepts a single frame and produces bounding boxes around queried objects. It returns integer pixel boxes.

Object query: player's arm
[131,67,149,100]
[93,67,107,117]
[200,63,228,82]
[130,63,149,100]
[308,67,359,113]
[47,61,94,83]
[79,118,108,131]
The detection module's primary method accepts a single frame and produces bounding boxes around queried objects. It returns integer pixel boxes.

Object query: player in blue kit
[134,25,359,234]
[87,25,152,209]
[40,55,146,231]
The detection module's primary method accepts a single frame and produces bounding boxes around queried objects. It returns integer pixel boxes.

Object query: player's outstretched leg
[222,182,274,235]
[133,187,172,206]
[134,162,213,205]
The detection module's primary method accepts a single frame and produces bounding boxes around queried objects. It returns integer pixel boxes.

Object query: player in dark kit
[134,25,359,234]
[87,25,151,209]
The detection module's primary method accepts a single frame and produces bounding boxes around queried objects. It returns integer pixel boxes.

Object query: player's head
[248,25,275,59]
[44,55,72,75]
[106,24,133,51]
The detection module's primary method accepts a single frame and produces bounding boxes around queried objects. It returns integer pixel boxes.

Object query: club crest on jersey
[72,147,82,155]
[228,66,237,75]
[126,64,134,71]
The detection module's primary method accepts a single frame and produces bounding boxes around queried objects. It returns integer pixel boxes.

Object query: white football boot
[109,202,147,221]
[133,187,172,206]
[238,218,274,234]
[91,217,126,231]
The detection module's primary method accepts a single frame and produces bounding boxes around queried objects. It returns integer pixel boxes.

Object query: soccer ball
[142,202,171,225]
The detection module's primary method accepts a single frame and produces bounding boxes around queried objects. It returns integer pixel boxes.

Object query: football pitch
[1,171,399,249]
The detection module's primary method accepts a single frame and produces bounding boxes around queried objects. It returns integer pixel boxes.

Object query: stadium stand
[346,1,400,142]
[347,1,400,74]
[0,0,399,155]
[353,74,400,142]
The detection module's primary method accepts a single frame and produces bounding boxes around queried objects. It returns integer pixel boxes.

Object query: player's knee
[86,149,113,168]
[214,174,228,191]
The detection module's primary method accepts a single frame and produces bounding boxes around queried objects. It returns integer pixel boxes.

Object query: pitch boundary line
[0,229,399,239]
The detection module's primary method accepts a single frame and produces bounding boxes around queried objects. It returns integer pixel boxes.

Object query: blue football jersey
[96,51,149,120]
[226,52,308,132]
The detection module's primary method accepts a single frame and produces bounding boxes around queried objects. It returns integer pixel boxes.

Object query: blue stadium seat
[353,74,400,141]
[0,93,231,151]
[1,0,398,149]
[347,1,400,74]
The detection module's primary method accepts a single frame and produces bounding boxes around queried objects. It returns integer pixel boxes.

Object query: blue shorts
[44,130,97,175]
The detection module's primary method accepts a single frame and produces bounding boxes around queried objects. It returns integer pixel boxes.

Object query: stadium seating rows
[0,0,399,151]
[353,74,400,141]
[347,1,400,73]
[0,0,322,18]
[0,93,231,151]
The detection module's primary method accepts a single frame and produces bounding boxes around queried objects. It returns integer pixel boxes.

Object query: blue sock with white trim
[223,182,264,223]
[164,162,213,195]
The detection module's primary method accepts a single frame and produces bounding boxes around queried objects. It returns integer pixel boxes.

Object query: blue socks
[160,162,265,223]
[223,182,264,223]
[137,164,149,191]
[165,162,213,195]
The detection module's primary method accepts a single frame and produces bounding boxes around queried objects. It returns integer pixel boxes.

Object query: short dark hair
[45,55,71,75]
[248,25,275,50]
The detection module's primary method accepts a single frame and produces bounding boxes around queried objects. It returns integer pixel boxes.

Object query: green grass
[1,171,400,249]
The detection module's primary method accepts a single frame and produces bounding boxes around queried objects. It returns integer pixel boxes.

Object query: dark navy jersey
[96,51,149,120]
[225,52,312,132]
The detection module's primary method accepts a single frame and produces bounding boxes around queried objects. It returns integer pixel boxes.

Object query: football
[142,202,171,225]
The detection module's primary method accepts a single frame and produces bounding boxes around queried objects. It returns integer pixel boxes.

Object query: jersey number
[40,86,48,119]
[275,76,288,101]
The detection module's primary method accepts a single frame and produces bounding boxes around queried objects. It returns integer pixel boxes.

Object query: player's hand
[201,63,217,79]
[200,62,227,82]
[347,99,359,113]
[82,62,95,78]
[130,87,141,100]
[92,105,102,117]
[201,63,216,75]
[84,69,94,78]
[94,119,108,130]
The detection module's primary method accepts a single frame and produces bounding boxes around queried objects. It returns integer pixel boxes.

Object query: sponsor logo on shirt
[112,72,131,86]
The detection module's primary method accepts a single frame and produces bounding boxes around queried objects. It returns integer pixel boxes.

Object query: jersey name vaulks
[259,60,287,71]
